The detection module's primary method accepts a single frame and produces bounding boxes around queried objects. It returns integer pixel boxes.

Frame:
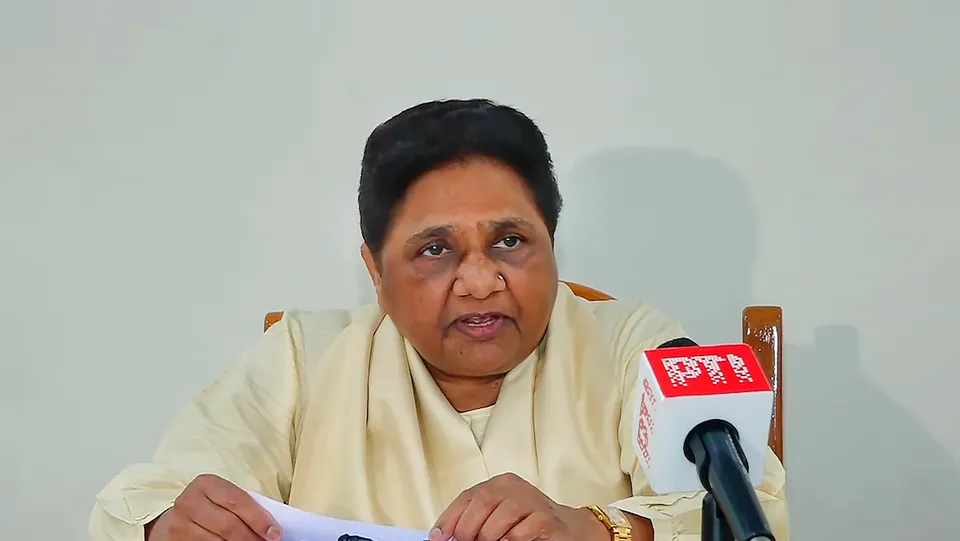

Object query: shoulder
[268,304,382,367]
[571,294,688,364]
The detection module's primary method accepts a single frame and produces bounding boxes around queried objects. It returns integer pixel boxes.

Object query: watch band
[586,505,632,541]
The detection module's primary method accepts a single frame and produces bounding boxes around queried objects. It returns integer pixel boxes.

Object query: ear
[360,243,383,304]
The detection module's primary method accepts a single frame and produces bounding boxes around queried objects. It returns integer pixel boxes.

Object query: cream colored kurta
[90,284,789,541]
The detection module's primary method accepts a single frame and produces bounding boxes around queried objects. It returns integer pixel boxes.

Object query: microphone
[634,339,776,541]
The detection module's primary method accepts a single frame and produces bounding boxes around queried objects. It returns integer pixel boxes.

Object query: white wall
[2,1,958,539]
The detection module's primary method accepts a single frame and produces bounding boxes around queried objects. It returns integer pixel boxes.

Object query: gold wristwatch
[586,505,632,541]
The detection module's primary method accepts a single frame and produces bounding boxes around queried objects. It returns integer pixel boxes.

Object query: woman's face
[362,157,558,380]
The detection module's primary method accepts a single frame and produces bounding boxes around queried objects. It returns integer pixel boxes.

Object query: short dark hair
[358,98,562,256]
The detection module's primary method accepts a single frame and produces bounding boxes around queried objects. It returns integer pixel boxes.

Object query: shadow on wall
[786,326,958,539]
[555,146,756,344]
[557,146,959,538]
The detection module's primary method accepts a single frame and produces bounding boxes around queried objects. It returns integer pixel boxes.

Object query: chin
[460,350,525,377]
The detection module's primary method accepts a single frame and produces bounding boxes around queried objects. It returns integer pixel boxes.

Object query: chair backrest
[742,305,784,463]
[263,281,784,462]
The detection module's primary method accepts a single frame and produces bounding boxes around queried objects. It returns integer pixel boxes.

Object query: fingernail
[429,527,442,541]
[266,525,281,541]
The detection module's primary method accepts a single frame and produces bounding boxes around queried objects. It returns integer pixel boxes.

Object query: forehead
[391,158,545,234]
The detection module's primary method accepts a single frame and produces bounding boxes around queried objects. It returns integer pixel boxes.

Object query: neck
[426,366,505,412]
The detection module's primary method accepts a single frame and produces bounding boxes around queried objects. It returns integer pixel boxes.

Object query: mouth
[452,312,511,341]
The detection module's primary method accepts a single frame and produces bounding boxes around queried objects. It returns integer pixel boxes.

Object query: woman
[91,99,788,541]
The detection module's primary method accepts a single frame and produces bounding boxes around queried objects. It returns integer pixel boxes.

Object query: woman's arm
[611,448,789,541]
[88,313,320,541]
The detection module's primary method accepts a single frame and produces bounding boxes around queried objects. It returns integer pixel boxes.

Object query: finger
[203,482,282,541]
[476,499,528,541]
[451,493,503,541]
[431,491,473,541]
[502,511,557,541]
[192,498,261,541]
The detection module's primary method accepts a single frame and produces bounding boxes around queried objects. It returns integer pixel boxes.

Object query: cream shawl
[91,285,789,541]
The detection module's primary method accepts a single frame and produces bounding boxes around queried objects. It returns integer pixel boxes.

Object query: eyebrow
[404,217,535,247]
[485,217,535,234]
[405,225,455,247]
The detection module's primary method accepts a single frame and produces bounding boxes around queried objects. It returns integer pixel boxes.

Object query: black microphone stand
[684,421,776,541]
[701,491,734,541]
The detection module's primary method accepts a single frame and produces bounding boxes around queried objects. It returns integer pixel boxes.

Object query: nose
[452,254,506,299]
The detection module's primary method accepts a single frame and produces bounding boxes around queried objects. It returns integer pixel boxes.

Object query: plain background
[3,1,958,539]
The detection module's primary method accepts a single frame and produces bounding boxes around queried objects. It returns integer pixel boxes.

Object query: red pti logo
[635,377,657,466]
[645,344,771,398]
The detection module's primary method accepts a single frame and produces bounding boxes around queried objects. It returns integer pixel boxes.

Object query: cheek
[511,246,556,278]
[385,268,453,329]
[508,252,558,317]
[498,246,538,269]
[413,253,460,278]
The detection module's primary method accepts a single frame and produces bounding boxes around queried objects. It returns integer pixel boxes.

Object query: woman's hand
[430,473,610,541]
[145,474,282,541]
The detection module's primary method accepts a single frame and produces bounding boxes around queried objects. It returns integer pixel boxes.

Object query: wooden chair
[263,281,784,463]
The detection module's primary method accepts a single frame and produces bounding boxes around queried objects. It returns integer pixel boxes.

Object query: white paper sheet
[248,492,430,541]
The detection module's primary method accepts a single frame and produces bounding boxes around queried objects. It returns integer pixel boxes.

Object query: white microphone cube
[633,343,774,495]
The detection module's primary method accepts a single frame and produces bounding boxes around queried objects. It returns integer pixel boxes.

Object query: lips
[462,314,500,326]
[453,313,509,341]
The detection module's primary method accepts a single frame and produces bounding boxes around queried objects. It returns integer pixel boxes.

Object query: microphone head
[633,343,773,494]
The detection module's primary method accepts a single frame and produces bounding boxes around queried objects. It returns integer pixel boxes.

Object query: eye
[493,235,523,249]
[420,243,449,258]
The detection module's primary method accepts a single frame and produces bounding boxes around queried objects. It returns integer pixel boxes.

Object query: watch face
[604,506,631,527]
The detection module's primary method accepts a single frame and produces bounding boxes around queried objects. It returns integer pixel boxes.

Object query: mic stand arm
[684,421,776,541]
